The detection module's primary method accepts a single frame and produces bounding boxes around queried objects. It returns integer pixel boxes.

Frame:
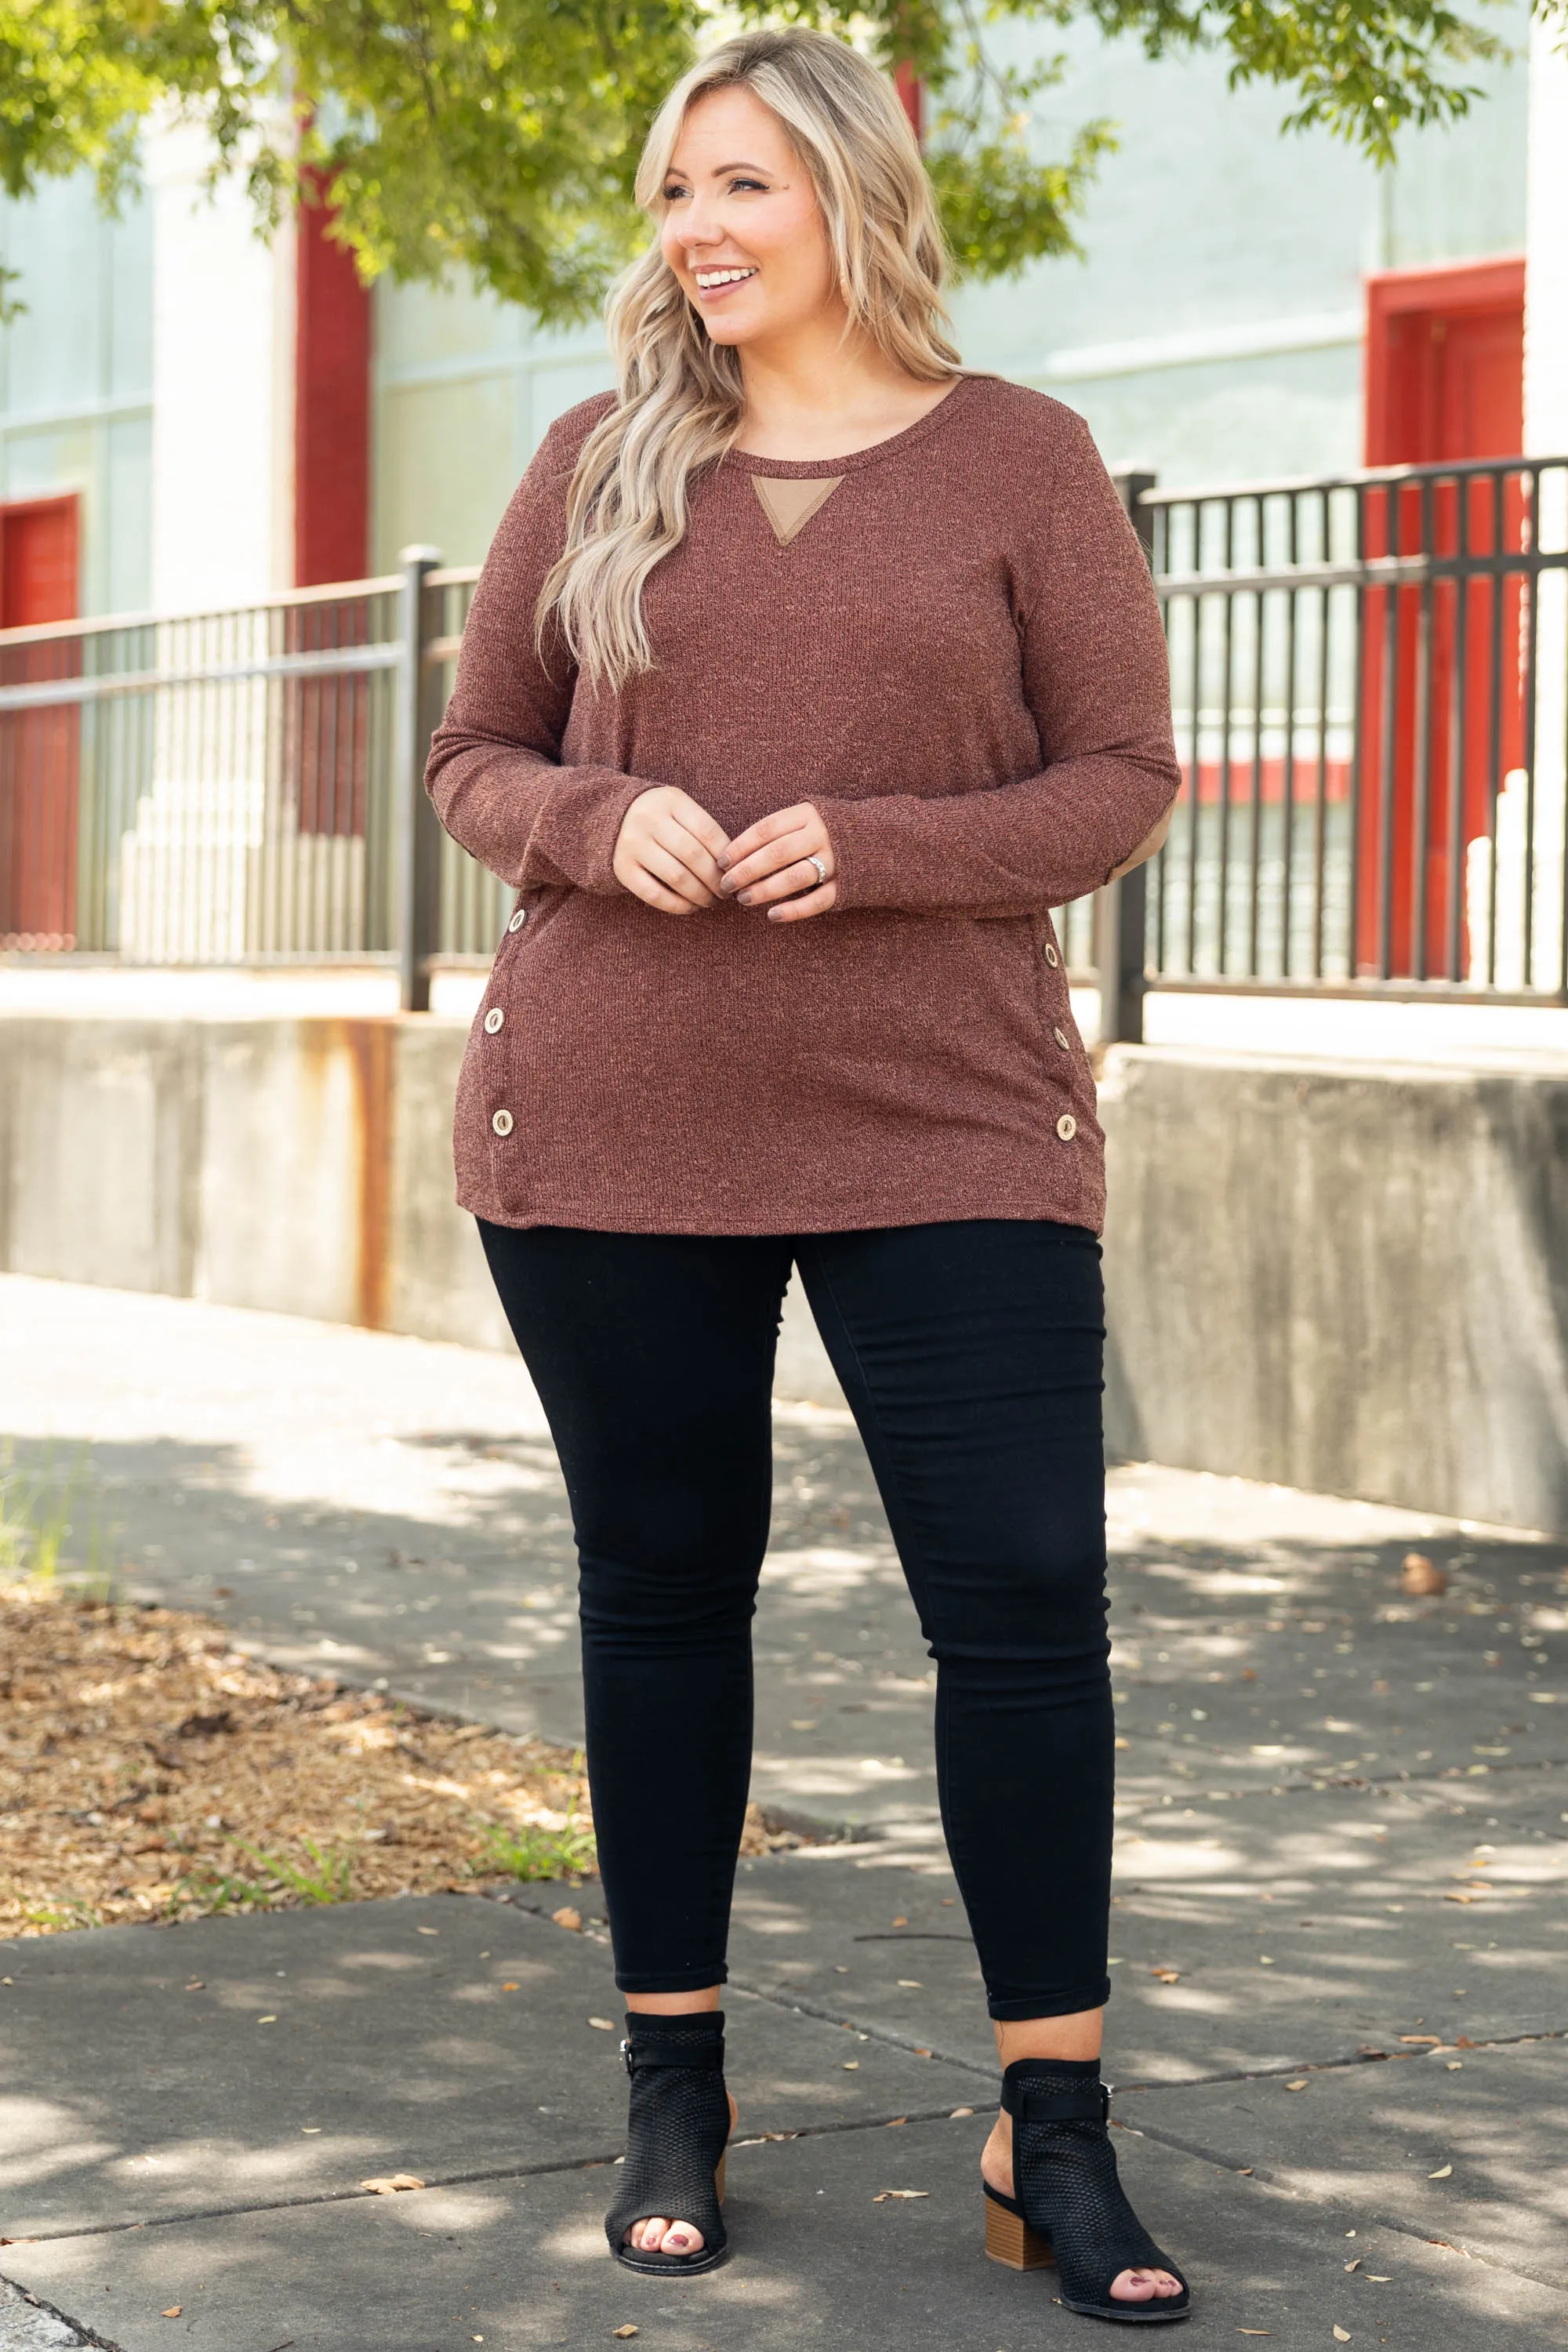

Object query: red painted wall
[1365,257,1525,466]
[1358,259,1527,978]
[294,182,372,588]
[0,495,80,946]
[1,495,78,626]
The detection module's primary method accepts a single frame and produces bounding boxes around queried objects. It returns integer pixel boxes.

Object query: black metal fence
[2,453,1563,1025]
[1126,453,1568,1027]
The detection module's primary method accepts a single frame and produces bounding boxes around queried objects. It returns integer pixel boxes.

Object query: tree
[0,0,1523,325]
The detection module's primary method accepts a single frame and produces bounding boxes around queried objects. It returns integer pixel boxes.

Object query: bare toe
[624,2216,706,2256]
[1109,2267,1159,2302]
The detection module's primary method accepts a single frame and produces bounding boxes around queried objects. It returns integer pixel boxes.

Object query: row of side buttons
[492,907,527,1135]
[1044,935,1071,1136]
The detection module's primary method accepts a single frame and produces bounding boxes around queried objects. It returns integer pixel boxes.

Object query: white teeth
[694,267,757,289]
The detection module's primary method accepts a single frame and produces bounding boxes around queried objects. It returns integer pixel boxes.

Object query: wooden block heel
[714,2151,727,2205]
[984,2187,1054,2270]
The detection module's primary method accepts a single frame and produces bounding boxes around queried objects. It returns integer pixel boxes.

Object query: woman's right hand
[612,786,731,914]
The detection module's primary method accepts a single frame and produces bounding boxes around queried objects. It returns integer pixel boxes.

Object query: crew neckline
[725,372,978,478]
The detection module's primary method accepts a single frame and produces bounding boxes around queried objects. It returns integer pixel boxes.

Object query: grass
[225,1834,358,1904]
[0,1440,119,1600]
[481,1802,597,1884]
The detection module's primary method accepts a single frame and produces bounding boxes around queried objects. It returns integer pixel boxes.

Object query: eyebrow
[664,158,773,179]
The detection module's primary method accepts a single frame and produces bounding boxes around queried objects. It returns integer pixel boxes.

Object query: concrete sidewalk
[2,1275,1566,2348]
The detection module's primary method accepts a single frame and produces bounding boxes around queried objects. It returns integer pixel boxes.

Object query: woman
[426,25,1186,2324]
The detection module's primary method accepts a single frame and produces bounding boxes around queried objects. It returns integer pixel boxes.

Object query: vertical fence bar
[394,545,445,1013]
[1410,474,1435,981]
[1102,470,1157,1043]
[1521,467,1541,989]
[1446,465,1470,980]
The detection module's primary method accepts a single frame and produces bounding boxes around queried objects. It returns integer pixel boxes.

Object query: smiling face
[657,85,842,353]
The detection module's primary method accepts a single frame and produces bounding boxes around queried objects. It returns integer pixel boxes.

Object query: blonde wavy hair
[537,27,961,690]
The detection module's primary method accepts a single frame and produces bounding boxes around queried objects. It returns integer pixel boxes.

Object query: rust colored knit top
[426,373,1179,1237]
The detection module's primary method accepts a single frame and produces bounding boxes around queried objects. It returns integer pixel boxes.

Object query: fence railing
[1133,453,1568,1015]
[2,453,1563,1028]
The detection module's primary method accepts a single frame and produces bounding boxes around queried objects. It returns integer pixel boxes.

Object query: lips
[692,266,758,299]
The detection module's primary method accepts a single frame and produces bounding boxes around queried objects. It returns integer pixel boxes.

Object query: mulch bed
[0,1581,797,1937]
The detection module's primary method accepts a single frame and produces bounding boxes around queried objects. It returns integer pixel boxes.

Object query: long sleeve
[817,415,1179,919]
[424,404,650,893]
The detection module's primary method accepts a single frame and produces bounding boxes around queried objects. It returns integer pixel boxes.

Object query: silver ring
[807,855,828,888]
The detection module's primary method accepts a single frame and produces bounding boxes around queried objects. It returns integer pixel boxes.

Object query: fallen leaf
[588,2016,615,2031]
[1366,2274,1392,2282]
[1152,1969,1180,1984]
[1401,1552,1447,1596]
[891,1916,908,1927]
[887,2117,908,2127]
[360,2174,425,2195]
[416,1926,440,1936]
[613,2329,639,2340]
[842,2061,859,2071]
[1428,2164,1453,2179]
[1455,2036,1476,2049]
[896,1979,922,1988]
[162,2310,182,2321]
[1333,2328,1352,2343]
[949,2107,975,2119]
[551,1906,583,1932]
[1446,2061,1464,2071]
[256,2014,277,2024]
[1236,2166,1254,2176]
[1345,2259,1361,2272]
[1285,2080,1308,2092]
[914,2045,933,2058]
[1399,2035,1441,2046]
[183,1980,204,1991]
[872,2189,930,2201]
[501,1982,519,1992]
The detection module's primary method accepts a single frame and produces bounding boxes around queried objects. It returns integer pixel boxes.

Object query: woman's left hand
[719,802,837,922]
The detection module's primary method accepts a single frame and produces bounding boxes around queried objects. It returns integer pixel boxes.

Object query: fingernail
[737,891,753,906]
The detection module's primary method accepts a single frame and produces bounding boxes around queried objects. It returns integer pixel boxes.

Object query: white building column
[1525,16,1568,456]
[1523,20,1567,990]
[146,118,294,612]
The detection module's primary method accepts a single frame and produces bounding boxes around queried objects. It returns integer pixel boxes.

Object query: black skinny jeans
[478,1217,1113,2022]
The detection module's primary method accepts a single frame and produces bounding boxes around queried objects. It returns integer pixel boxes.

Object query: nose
[677,191,728,255]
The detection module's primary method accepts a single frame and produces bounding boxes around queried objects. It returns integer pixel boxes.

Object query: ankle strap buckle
[1003,2080,1110,2128]
[620,2033,725,2079]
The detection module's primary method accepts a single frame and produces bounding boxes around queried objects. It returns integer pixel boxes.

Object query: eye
[661,180,691,203]
[728,176,768,194]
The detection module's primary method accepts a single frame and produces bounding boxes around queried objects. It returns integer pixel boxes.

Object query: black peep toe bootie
[984,2056,1190,2324]
[607,2011,731,2274]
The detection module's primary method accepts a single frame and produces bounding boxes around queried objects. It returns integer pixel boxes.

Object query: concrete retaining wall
[2,1015,1565,1530]
[1100,1046,1568,1534]
[0,1012,836,1404]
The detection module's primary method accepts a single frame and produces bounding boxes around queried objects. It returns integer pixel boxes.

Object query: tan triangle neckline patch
[752,474,844,547]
